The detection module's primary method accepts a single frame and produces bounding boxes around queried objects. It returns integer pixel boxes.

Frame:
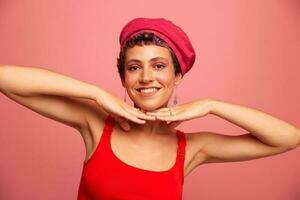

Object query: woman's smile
[122,45,182,111]
[136,87,161,97]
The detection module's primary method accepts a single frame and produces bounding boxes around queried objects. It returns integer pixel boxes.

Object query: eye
[128,65,140,71]
[154,63,165,69]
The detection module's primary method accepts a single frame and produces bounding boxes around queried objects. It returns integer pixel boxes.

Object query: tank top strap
[175,130,186,159]
[102,115,186,160]
[102,114,115,137]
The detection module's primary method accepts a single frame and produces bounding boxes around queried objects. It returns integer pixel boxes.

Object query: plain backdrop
[0,0,300,199]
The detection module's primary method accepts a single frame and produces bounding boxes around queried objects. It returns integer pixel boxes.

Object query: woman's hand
[95,89,156,131]
[146,98,214,128]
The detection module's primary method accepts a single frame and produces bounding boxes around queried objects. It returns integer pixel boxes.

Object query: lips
[136,87,161,97]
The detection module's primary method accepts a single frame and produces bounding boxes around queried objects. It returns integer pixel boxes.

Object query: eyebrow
[126,57,168,65]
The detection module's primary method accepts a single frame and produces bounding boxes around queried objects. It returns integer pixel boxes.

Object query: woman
[0,18,299,200]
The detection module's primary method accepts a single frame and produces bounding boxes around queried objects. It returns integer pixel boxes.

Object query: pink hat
[119,17,196,76]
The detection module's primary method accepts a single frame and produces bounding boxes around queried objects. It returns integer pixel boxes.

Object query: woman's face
[122,45,182,112]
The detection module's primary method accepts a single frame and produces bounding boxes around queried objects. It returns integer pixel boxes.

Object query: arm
[146,98,299,166]
[193,99,300,165]
[0,65,107,131]
[0,65,102,99]
[0,65,153,131]
[209,100,300,148]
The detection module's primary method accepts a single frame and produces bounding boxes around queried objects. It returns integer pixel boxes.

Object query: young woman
[0,18,299,200]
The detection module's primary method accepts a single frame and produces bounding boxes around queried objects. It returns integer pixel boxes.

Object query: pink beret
[119,17,196,76]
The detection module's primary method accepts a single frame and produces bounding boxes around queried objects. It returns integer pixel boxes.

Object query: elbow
[0,65,11,93]
[295,129,300,148]
[0,65,8,92]
[285,129,300,150]
[0,65,17,93]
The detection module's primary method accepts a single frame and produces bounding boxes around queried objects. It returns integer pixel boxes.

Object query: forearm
[209,99,300,148]
[0,65,103,100]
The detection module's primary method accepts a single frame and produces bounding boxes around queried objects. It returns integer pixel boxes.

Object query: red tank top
[77,115,186,200]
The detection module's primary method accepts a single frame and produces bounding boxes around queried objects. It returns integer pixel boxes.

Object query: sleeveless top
[77,114,186,200]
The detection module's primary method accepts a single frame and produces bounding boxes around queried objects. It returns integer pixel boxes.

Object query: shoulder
[181,131,205,149]
[177,131,209,175]
[182,131,209,164]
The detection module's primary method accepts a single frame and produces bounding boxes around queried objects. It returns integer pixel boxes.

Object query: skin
[1,45,299,178]
[120,44,182,138]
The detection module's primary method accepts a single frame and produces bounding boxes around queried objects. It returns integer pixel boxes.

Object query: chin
[128,90,171,111]
[134,101,168,112]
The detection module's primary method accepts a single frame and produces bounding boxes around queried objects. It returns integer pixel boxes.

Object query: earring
[123,89,127,102]
[173,85,178,106]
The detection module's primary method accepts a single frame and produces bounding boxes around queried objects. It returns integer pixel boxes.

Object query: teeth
[139,87,158,93]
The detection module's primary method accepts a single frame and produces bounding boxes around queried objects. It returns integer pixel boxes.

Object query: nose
[140,68,154,83]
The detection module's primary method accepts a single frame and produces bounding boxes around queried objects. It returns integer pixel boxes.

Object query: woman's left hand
[146,98,214,128]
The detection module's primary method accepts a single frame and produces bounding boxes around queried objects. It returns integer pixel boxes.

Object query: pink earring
[123,89,127,102]
[173,85,178,106]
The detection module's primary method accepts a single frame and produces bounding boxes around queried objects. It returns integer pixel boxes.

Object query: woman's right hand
[95,89,155,131]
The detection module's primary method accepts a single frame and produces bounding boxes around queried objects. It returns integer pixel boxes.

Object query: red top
[77,115,186,200]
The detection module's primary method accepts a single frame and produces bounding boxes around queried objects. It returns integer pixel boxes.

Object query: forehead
[125,45,172,63]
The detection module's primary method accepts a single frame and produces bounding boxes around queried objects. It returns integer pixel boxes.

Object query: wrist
[206,99,220,115]
[92,86,106,101]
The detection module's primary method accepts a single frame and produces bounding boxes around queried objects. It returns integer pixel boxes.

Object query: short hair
[117,32,182,81]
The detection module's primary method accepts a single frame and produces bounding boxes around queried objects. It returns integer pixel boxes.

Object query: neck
[127,103,173,138]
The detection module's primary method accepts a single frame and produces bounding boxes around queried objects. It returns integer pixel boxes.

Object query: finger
[146,111,170,117]
[124,113,146,124]
[127,107,156,121]
[115,117,131,131]
[155,115,175,122]
[155,111,186,122]
[105,105,145,124]
[147,108,178,117]
[146,108,170,114]
[122,104,155,120]
[120,120,131,131]
[116,108,146,124]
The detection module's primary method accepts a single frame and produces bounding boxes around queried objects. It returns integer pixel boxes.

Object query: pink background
[1,0,300,199]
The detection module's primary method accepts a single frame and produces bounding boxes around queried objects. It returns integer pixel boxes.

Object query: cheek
[156,73,175,87]
[123,73,137,86]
